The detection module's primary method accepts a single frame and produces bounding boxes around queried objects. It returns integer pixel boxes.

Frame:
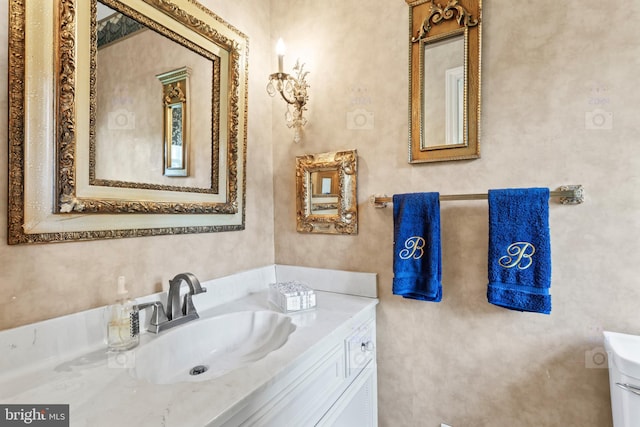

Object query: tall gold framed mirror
[156,66,192,178]
[406,0,481,163]
[296,150,358,235]
[8,0,248,244]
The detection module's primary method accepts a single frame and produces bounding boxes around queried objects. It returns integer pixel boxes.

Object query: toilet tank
[604,331,640,427]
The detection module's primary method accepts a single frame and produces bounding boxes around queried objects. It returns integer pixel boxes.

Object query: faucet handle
[137,301,168,333]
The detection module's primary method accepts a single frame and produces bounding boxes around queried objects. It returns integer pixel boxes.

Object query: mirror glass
[296,150,358,235]
[95,3,214,187]
[407,0,481,163]
[309,170,339,215]
[422,34,464,148]
[8,0,248,244]
[168,103,185,170]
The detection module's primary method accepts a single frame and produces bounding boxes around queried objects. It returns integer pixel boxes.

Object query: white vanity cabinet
[317,317,377,427]
[0,267,379,427]
[216,307,377,427]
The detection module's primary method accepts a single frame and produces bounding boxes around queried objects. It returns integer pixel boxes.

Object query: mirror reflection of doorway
[310,170,339,215]
[311,170,339,196]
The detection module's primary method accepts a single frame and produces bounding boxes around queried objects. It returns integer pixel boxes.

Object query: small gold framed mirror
[406,0,482,163]
[296,150,358,235]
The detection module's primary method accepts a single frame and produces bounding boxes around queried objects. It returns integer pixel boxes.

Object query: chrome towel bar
[370,185,584,208]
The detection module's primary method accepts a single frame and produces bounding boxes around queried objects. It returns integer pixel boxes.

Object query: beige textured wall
[272,0,640,426]
[0,0,274,330]
[3,0,640,424]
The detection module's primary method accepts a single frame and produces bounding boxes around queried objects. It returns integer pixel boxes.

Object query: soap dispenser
[107,276,140,351]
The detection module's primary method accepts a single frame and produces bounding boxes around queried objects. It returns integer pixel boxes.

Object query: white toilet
[604,331,640,426]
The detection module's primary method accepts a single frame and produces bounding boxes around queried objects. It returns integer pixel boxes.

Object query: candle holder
[267,59,310,143]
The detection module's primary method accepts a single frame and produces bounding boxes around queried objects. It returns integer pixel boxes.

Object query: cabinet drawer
[345,319,375,379]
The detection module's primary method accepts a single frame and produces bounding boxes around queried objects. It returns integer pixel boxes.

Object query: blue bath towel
[487,188,552,314]
[392,193,442,302]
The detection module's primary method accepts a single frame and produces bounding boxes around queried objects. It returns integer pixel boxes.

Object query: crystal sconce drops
[267,38,310,143]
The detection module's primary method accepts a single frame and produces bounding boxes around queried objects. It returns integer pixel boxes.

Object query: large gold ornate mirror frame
[407,0,481,163]
[8,0,248,244]
[296,150,358,235]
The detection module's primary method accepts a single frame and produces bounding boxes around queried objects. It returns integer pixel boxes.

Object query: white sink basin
[132,310,296,384]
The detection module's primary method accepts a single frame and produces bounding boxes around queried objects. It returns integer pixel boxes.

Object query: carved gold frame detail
[296,150,358,235]
[7,0,249,244]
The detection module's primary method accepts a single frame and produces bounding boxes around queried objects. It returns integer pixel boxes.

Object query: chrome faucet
[137,272,207,334]
[166,272,206,321]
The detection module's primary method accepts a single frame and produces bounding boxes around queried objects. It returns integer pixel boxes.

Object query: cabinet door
[317,364,378,427]
[224,344,346,427]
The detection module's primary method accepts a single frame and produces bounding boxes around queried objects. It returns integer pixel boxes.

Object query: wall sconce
[266,38,310,143]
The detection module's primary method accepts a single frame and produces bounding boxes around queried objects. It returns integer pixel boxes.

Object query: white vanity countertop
[0,290,377,427]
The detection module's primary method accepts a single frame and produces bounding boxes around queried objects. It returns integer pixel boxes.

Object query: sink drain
[189,365,209,376]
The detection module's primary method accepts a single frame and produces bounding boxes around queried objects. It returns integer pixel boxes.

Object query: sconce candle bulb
[267,40,310,144]
[276,38,286,72]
